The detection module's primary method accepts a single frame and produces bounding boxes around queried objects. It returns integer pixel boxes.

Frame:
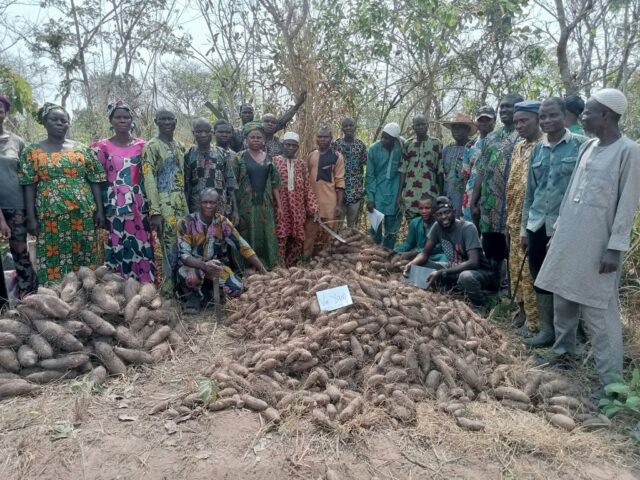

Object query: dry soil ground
[1,315,639,480]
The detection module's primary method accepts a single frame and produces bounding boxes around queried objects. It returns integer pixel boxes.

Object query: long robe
[536,136,640,308]
[505,138,538,329]
[273,155,318,265]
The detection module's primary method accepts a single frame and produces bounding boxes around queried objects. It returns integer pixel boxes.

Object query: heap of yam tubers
[162,252,602,432]
[0,266,187,400]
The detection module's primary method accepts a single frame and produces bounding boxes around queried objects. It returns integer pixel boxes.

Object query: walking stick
[213,280,222,320]
[510,251,528,305]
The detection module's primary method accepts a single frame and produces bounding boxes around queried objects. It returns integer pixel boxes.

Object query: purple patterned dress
[92,138,155,283]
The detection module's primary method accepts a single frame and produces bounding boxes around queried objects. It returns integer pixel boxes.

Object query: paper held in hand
[367,208,384,232]
[316,285,353,312]
[404,264,436,289]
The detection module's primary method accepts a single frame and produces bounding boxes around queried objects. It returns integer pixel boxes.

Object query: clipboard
[404,265,435,289]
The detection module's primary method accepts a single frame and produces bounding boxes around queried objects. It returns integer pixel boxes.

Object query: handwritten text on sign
[316,285,353,312]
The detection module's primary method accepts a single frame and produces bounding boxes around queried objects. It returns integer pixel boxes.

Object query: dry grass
[414,400,635,478]
[2,304,640,479]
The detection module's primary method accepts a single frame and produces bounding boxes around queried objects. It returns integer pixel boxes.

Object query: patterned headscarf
[107,99,132,120]
[243,120,264,137]
[0,94,11,112]
[35,102,67,125]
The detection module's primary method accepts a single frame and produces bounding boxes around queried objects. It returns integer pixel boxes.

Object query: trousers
[370,210,401,249]
[338,200,362,229]
[426,260,498,306]
[553,292,623,385]
[527,226,552,294]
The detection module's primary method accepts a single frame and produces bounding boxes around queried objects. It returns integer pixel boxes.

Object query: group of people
[0,86,637,395]
[400,88,640,396]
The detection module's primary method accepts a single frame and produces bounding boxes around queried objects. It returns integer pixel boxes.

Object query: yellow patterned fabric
[506,138,538,331]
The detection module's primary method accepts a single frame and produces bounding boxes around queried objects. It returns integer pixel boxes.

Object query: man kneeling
[403,196,498,306]
[177,188,266,312]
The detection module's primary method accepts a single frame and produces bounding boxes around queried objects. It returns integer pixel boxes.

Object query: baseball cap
[475,105,496,121]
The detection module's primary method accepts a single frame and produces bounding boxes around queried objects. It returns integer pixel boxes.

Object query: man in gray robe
[535,88,640,393]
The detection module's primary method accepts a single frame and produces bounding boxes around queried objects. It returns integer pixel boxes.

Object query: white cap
[282,131,300,143]
[591,88,628,115]
[382,122,401,138]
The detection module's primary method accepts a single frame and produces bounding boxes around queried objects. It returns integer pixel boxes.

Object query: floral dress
[93,138,155,283]
[233,151,281,269]
[18,144,107,285]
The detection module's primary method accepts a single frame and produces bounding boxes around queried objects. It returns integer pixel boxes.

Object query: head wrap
[107,99,132,120]
[514,100,541,115]
[243,120,264,137]
[475,105,496,121]
[564,95,585,116]
[590,88,628,115]
[435,196,453,212]
[441,113,478,135]
[35,102,67,125]
[282,131,299,143]
[382,122,401,138]
[0,94,10,113]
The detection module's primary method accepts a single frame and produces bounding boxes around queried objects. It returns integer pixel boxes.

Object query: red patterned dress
[273,155,318,265]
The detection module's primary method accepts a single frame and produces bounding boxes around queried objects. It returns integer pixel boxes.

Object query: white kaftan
[535,136,640,309]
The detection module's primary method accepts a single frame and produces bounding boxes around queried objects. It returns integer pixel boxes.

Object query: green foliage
[0,65,34,114]
[196,377,218,404]
[599,369,640,441]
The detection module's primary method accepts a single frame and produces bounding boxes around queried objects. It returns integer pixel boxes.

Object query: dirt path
[1,320,638,480]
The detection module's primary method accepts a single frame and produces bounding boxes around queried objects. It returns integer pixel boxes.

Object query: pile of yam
[0,266,187,399]
[309,230,405,278]
[155,256,600,433]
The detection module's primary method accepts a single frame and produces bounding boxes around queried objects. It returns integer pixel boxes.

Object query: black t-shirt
[429,219,491,269]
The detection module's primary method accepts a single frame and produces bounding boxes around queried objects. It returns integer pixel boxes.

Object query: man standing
[142,108,189,295]
[305,127,345,253]
[441,113,476,217]
[214,119,235,150]
[398,114,443,224]
[230,93,307,152]
[535,89,640,393]
[185,118,238,223]
[273,132,319,265]
[262,113,284,157]
[367,122,403,249]
[462,106,495,228]
[334,117,367,228]
[521,97,587,348]
[505,101,542,334]
[403,196,497,307]
[564,95,585,135]
[472,93,523,277]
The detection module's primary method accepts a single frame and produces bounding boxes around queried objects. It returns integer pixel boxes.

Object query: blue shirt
[521,129,588,235]
[365,140,402,216]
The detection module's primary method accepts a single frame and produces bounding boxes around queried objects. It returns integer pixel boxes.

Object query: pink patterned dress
[92,138,155,283]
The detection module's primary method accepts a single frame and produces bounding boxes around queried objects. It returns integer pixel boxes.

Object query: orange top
[306,149,345,219]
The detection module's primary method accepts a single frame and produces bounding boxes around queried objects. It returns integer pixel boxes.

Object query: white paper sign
[367,208,384,232]
[316,285,353,312]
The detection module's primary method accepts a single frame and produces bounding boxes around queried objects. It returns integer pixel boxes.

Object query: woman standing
[92,100,155,283]
[19,103,106,285]
[233,121,281,269]
[0,94,37,297]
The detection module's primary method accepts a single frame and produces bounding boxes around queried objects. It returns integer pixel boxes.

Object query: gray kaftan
[536,136,640,309]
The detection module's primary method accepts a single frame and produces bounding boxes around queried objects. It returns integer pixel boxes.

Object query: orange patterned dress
[18,144,106,285]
